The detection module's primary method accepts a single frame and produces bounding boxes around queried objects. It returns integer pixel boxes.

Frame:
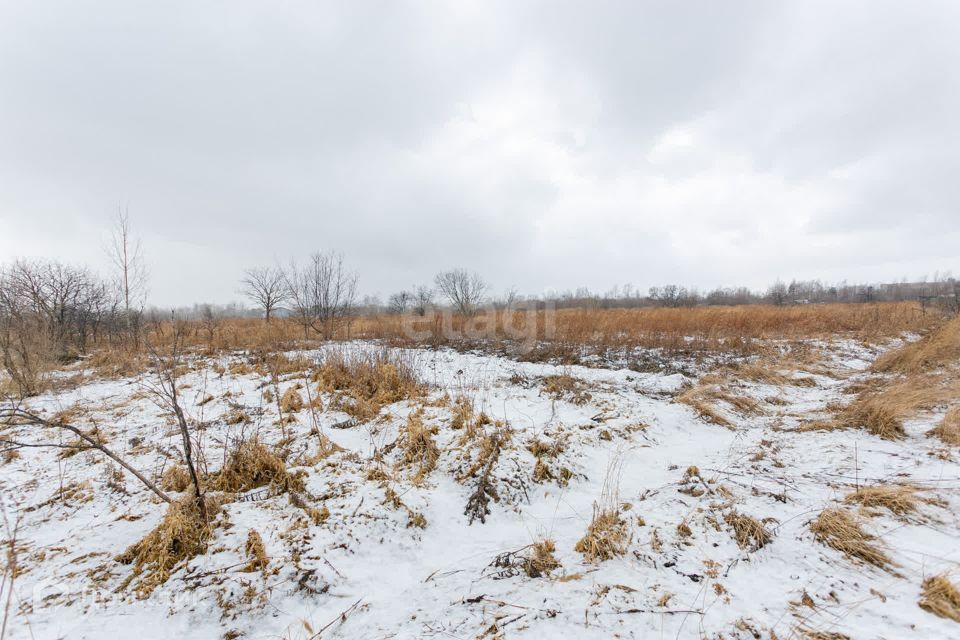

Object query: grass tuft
[810,508,894,570]
[575,506,629,562]
[724,511,773,552]
[919,574,960,623]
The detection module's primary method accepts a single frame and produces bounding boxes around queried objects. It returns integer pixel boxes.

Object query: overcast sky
[1,1,958,306]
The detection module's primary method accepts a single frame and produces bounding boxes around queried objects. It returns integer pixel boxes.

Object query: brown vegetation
[724,511,773,552]
[116,495,222,596]
[210,439,302,494]
[575,506,629,562]
[314,349,423,421]
[806,316,960,440]
[810,508,893,570]
[919,574,960,623]
[844,484,922,518]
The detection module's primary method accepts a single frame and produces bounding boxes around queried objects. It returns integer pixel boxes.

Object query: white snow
[2,339,959,639]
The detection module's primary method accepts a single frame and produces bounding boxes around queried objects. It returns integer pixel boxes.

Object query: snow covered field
[3,339,959,639]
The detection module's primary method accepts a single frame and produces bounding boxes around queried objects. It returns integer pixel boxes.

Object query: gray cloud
[1,1,957,306]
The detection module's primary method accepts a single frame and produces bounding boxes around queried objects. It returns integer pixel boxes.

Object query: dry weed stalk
[461,424,511,524]
[575,458,628,562]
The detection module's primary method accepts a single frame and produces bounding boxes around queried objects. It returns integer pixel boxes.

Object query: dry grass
[314,349,423,421]
[575,506,629,562]
[160,464,192,493]
[398,410,439,483]
[458,420,512,524]
[279,386,304,413]
[116,495,221,596]
[810,508,894,570]
[919,574,960,623]
[873,315,960,374]
[541,374,592,405]
[677,384,761,429]
[524,539,561,578]
[210,439,303,494]
[794,628,852,640]
[354,301,930,354]
[929,406,960,446]
[844,484,922,517]
[724,511,773,552]
[242,529,268,574]
[805,374,960,440]
[804,317,960,440]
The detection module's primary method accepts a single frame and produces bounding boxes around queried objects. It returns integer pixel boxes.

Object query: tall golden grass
[357,301,933,354]
[66,301,937,382]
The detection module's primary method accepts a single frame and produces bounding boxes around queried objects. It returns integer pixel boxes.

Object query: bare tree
[106,208,148,346]
[412,286,434,316]
[0,400,171,504]
[434,269,488,316]
[240,266,289,322]
[197,303,221,345]
[766,280,788,306]
[0,260,113,395]
[144,322,206,517]
[387,290,412,315]
[284,252,358,339]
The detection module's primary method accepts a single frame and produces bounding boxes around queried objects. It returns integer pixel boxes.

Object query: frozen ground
[2,339,959,639]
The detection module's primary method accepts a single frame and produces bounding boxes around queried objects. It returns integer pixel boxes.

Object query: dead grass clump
[279,386,304,413]
[810,508,893,570]
[873,316,960,374]
[836,396,905,440]
[242,529,268,574]
[88,348,146,378]
[542,374,592,405]
[528,436,572,486]
[116,495,221,596]
[254,352,312,377]
[160,464,192,493]
[315,349,423,421]
[525,539,561,578]
[677,383,760,428]
[210,439,302,494]
[724,511,773,552]
[929,406,960,446]
[844,484,921,517]
[460,423,513,524]
[809,317,960,441]
[808,375,960,440]
[450,395,473,430]
[575,505,629,562]
[918,574,960,623]
[399,410,439,483]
